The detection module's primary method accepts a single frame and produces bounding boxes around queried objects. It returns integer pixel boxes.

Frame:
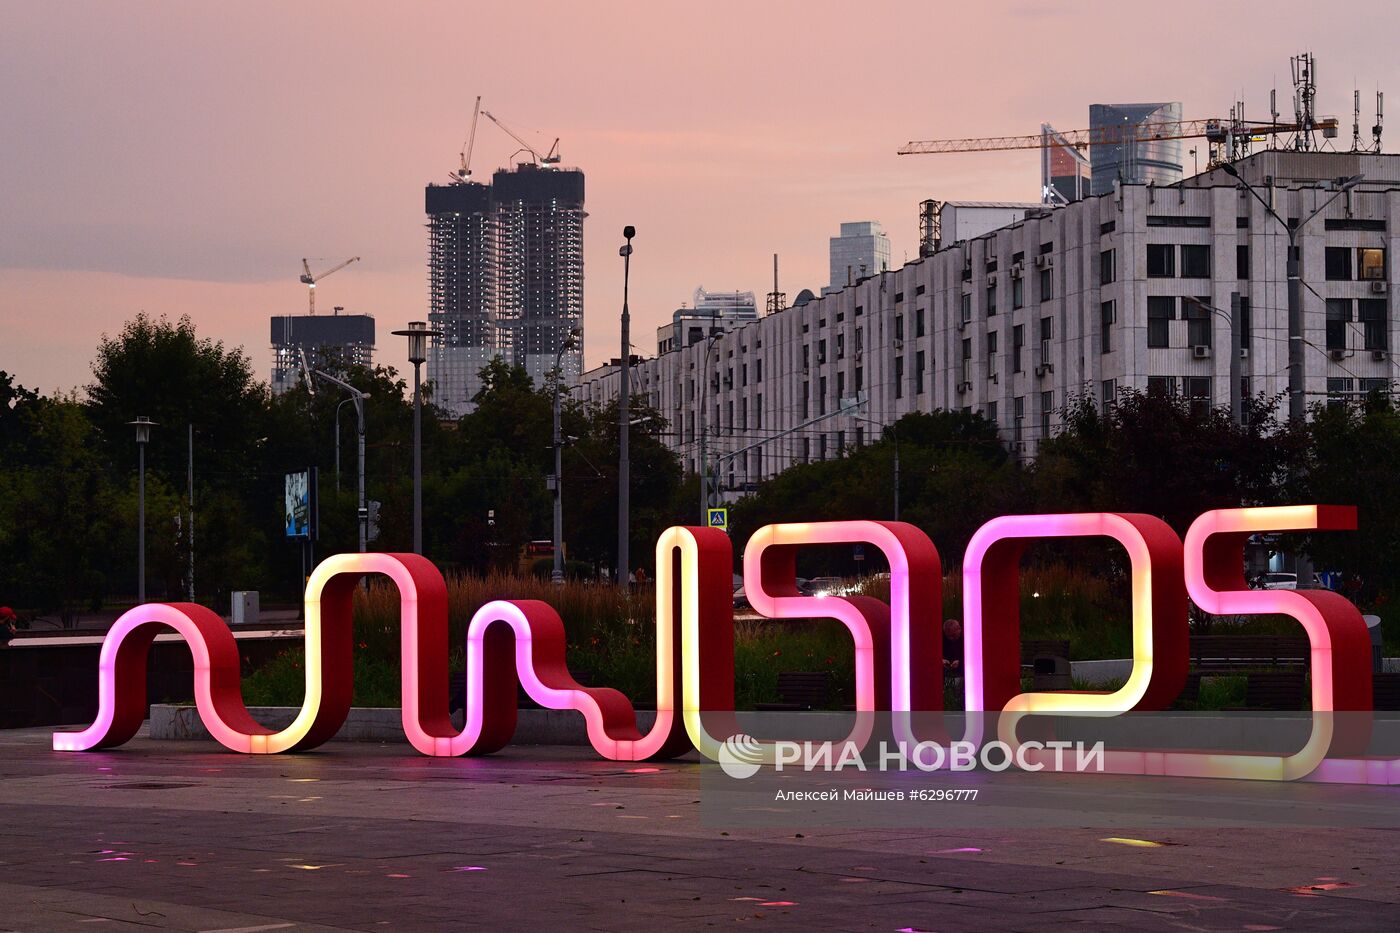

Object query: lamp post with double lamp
[392,321,441,555]
[551,328,581,585]
[127,417,156,603]
[617,225,635,590]
[1219,163,1364,421]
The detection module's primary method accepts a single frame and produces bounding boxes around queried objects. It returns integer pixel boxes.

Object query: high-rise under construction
[425,161,585,417]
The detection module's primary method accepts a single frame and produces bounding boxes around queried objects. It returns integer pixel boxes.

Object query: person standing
[942,618,963,679]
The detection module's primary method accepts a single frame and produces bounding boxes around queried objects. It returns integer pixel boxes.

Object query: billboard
[285,471,310,538]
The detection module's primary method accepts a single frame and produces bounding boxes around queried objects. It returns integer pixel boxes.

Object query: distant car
[795,577,815,596]
[1259,572,1298,590]
[809,576,846,598]
[733,586,750,610]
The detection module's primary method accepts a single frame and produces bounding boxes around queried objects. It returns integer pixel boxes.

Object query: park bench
[1188,635,1311,673]
[1234,671,1309,711]
[1021,639,1071,690]
[1370,672,1400,711]
[756,671,831,711]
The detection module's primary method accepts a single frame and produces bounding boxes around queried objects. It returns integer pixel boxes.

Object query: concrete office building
[270,311,376,395]
[656,287,759,354]
[575,151,1400,501]
[425,162,585,417]
[1089,102,1185,195]
[825,221,890,294]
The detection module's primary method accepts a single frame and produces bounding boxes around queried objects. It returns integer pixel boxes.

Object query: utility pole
[552,330,579,585]
[128,417,156,603]
[1229,291,1243,427]
[617,226,635,589]
[697,332,721,522]
[187,423,194,600]
[393,322,440,555]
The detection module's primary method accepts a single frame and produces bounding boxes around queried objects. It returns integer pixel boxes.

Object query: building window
[1040,390,1054,439]
[1147,375,1176,396]
[1326,298,1352,351]
[1039,267,1052,301]
[1239,297,1252,351]
[1012,324,1024,373]
[817,339,827,364]
[1012,277,1024,310]
[836,333,845,360]
[987,400,998,424]
[1359,248,1387,281]
[802,437,810,462]
[755,394,763,429]
[960,292,972,325]
[1185,376,1212,415]
[818,376,827,414]
[1147,296,1174,348]
[893,356,903,399]
[915,308,926,338]
[915,350,926,394]
[855,365,863,391]
[1359,298,1388,350]
[855,328,863,353]
[1038,316,1053,367]
[802,382,810,418]
[1100,249,1116,285]
[756,358,763,382]
[960,337,972,385]
[802,344,810,370]
[987,331,998,380]
[1102,378,1116,409]
[741,363,748,387]
[1326,247,1353,281]
[895,315,904,341]
[986,282,997,315]
[1236,244,1250,279]
[1100,301,1115,354]
[819,434,827,461]
[916,284,926,296]
[1013,395,1025,447]
[1180,244,1211,278]
[1327,377,1354,409]
[1147,244,1176,277]
[1185,298,1211,347]
[836,371,845,402]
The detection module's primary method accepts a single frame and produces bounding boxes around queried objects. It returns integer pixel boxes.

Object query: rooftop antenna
[1291,51,1318,151]
[765,254,785,315]
[1375,90,1385,152]
[1353,88,1362,152]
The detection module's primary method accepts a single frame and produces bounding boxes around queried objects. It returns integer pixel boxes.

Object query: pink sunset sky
[3,0,1398,395]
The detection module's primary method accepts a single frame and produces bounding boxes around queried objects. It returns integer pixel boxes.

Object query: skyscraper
[425,162,585,417]
[493,163,585,390]
[269,311,375,395]
[425,180,495,415]
[1088,102,1185,196]
[825,221,890,295]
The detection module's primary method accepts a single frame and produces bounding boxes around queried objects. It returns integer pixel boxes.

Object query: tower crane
[898,115,1340,161]
[453,96,482,182]
[299,256,360,315]
[482,109,561,166]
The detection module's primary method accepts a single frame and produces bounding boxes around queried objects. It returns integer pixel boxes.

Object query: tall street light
[551,328,581,585]
[302,353,371,553]
[696,330,723,523]
[617,225,635,590]
[1220,163,1364,421]
[1183,293,1244,427]
[392,321,441,555]
[128,417,156,603]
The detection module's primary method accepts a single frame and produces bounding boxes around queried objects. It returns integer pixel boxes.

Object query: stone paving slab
[2,727,1399,930]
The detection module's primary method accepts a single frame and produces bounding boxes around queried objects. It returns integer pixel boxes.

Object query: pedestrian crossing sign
[707,508,728,532]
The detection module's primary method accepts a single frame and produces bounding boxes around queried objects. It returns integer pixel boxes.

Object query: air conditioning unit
[1011,262,1024,278]
[1371,280,1388,293]
[893,338,904,350]
[957,319,968,332]
[1034,363,1053,377]
[1239,348,1250,359]
[988,372,999,384]
[1330,349,1348,361]
[1192,345,1211,359]
[1374,350,1389,361]
[1034,254,1050,268]
[957,381,972,393]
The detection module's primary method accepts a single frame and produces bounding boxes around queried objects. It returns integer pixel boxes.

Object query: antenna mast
[765,254,785,315]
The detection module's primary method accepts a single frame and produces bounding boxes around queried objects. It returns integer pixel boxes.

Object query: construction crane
[897,116,1340,158]
[299,257,360,315]
[482,109,561,166]
[453,96,482,182]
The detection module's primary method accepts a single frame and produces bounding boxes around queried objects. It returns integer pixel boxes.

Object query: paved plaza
[1,726,1399,931]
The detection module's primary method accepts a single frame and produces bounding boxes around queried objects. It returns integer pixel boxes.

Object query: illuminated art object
[743,520,965,756]
[56,529,737,760]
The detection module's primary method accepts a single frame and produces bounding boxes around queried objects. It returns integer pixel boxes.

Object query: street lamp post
[128,417,156,603]
[392,321,441,555]
[618,226,635,590]
[697,331,722,523]
[551,329,580,585]
[1220,163,1363,421]
[1183,292,1244,427]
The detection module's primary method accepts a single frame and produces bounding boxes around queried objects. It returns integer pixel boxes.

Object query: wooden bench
[756,671,831,711]
[1372,672,1400,711]
[1235,671,1309,711]
[1189,635,1310,673]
